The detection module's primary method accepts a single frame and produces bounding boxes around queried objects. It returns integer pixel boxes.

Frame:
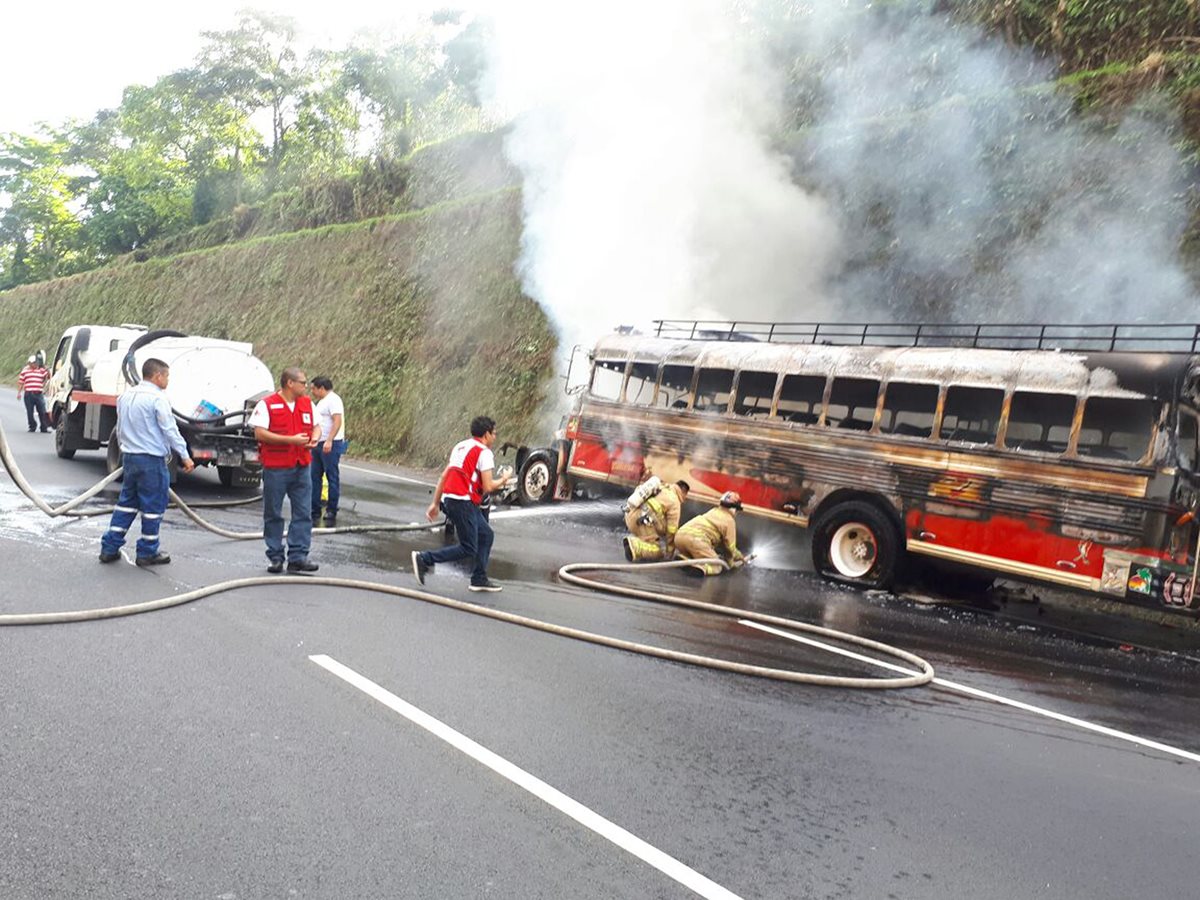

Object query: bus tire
[517,449,557,505]
[55,407,83,460]
[811,500,901,590]
[105,426,123,479]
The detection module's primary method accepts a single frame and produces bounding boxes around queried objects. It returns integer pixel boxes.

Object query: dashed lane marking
[309,653,745,900]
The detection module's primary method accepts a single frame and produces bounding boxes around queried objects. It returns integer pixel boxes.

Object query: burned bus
[515,321,1200,614]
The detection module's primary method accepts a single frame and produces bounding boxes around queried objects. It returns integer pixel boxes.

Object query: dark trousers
[310,439,346,518]
[262,465,313,563]
[101,453,169,558]
[419,498,493,586]
[23,393,47,431]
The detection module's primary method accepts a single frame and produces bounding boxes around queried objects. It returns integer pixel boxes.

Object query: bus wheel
[517,450,557,505]
[811,501,901,589]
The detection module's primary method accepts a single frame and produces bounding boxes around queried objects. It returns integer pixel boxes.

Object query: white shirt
[248,397,295,429]
[315,391,345,441]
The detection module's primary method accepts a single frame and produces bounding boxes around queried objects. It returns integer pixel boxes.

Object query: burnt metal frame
[651,320,1200,354]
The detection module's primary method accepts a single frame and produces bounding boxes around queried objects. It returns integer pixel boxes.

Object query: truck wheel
[218,465,235,488]
[517,449,557,505]
[105,427,123,477]
[54,408,82,460]
[811,500,902,590]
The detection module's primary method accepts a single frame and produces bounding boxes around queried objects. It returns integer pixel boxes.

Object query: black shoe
[287,559,319,573]
[39,427,50,433]
[98,551,120,563]
[27,429,35,433]
[469,579,503,592]
[267,560,284,574]
[411,551,429,585]
[324,516,337,528]
[135,553,171,567]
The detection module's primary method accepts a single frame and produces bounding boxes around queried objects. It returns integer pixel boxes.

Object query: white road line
[309,654,744,900]
[341,463,433,486]
[740,620,1200,765]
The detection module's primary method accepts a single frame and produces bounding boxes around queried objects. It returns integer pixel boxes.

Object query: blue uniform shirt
[116,381,189,459]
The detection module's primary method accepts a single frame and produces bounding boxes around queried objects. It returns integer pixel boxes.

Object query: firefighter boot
[624,535,664,562]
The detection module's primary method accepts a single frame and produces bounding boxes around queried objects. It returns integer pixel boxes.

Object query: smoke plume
[482,0,1195,345]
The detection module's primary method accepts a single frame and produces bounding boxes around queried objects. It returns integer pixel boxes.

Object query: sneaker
[135,553,171,567]
[411,551,428,585]
[98,551,120,563]
[267,560,284,574]
[469,579,503,592]
[323,516,337,528]
[287,559,319,573]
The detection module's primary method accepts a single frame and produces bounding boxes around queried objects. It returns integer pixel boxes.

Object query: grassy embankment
[0,187,557,467]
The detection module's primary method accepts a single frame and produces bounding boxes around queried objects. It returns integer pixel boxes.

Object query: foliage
[0,192,556,467]
[0,10,485,290]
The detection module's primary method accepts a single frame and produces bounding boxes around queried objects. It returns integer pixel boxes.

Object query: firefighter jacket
[676,506,744,563]
[626,483,686,541]
[257,392,316,468]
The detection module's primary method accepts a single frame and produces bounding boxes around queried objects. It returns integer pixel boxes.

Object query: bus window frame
[1000,390,1080,456]
[658,362,698,412]
[623,360,661,407]
[589,358,628,402]
[1072,394,1159,466]
[732,369,782,419]
[1178,406,1200,476]
[878,379,941,440]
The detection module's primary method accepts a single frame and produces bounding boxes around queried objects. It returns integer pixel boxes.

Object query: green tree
[0,130,84,288]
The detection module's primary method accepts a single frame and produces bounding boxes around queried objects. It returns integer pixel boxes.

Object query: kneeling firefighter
[622,476,690,562]
[675,491,746,575]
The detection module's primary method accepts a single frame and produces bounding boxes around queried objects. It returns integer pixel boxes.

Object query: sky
[1,1,437,135]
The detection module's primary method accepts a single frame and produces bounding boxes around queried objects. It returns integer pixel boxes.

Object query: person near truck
[622,477,690,562]
[309,375,346,527]
[99,358,196,566]
[674,491,747,575]
[411,415,512,592]
[249,367,320,574]
[16,355,50,433]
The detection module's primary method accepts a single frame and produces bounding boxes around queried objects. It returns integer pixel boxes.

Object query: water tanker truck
[45,325,274,486]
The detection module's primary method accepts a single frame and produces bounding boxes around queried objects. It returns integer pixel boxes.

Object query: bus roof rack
[650,320,1200,354]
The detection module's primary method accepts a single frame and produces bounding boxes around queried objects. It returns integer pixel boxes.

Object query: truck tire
[517,449,557,505]
[55,407,83,460]
[106,426,123,477]
[811,500,902,590]
[218,465,235,487]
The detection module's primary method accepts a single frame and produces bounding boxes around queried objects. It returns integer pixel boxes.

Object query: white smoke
[481,0,1196,342]
[481,0,841,352]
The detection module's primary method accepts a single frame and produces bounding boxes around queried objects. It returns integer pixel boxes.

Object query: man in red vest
[249,367,321,574]
[411,415,511,591]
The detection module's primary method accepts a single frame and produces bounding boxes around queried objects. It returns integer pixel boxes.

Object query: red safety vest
[442,439,487,504]
[257,392,315,469]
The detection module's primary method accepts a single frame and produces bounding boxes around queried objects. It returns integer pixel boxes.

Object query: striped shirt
[17,366,48,394]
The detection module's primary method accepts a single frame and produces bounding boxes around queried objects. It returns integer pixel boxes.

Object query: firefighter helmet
[719,491,743,510]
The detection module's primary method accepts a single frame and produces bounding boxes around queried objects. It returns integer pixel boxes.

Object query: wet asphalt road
[2,399,1200,900]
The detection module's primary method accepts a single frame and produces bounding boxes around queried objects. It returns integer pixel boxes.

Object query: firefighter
[622,478,690,562]
[674,491,746,575]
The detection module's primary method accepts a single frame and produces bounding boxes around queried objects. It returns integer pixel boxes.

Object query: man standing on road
[250,367,320,574]
[309,375,346,527]
[99,358,196,566]
[16,355,50,433]
[411,415,512,592]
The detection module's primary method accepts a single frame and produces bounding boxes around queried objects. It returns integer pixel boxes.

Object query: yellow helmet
[719,491,743,510]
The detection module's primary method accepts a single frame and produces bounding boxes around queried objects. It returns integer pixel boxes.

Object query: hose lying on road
[0,418,934,688]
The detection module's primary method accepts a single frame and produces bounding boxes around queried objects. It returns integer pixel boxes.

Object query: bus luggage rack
[651,320,1200,353]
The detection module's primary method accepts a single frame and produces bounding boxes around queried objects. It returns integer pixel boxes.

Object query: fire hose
[0,418,934,688]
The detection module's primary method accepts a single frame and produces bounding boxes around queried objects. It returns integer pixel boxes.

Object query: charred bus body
[517,321,1200,614]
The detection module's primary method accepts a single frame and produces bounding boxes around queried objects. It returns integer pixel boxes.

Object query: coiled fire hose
[0,418,934,688]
